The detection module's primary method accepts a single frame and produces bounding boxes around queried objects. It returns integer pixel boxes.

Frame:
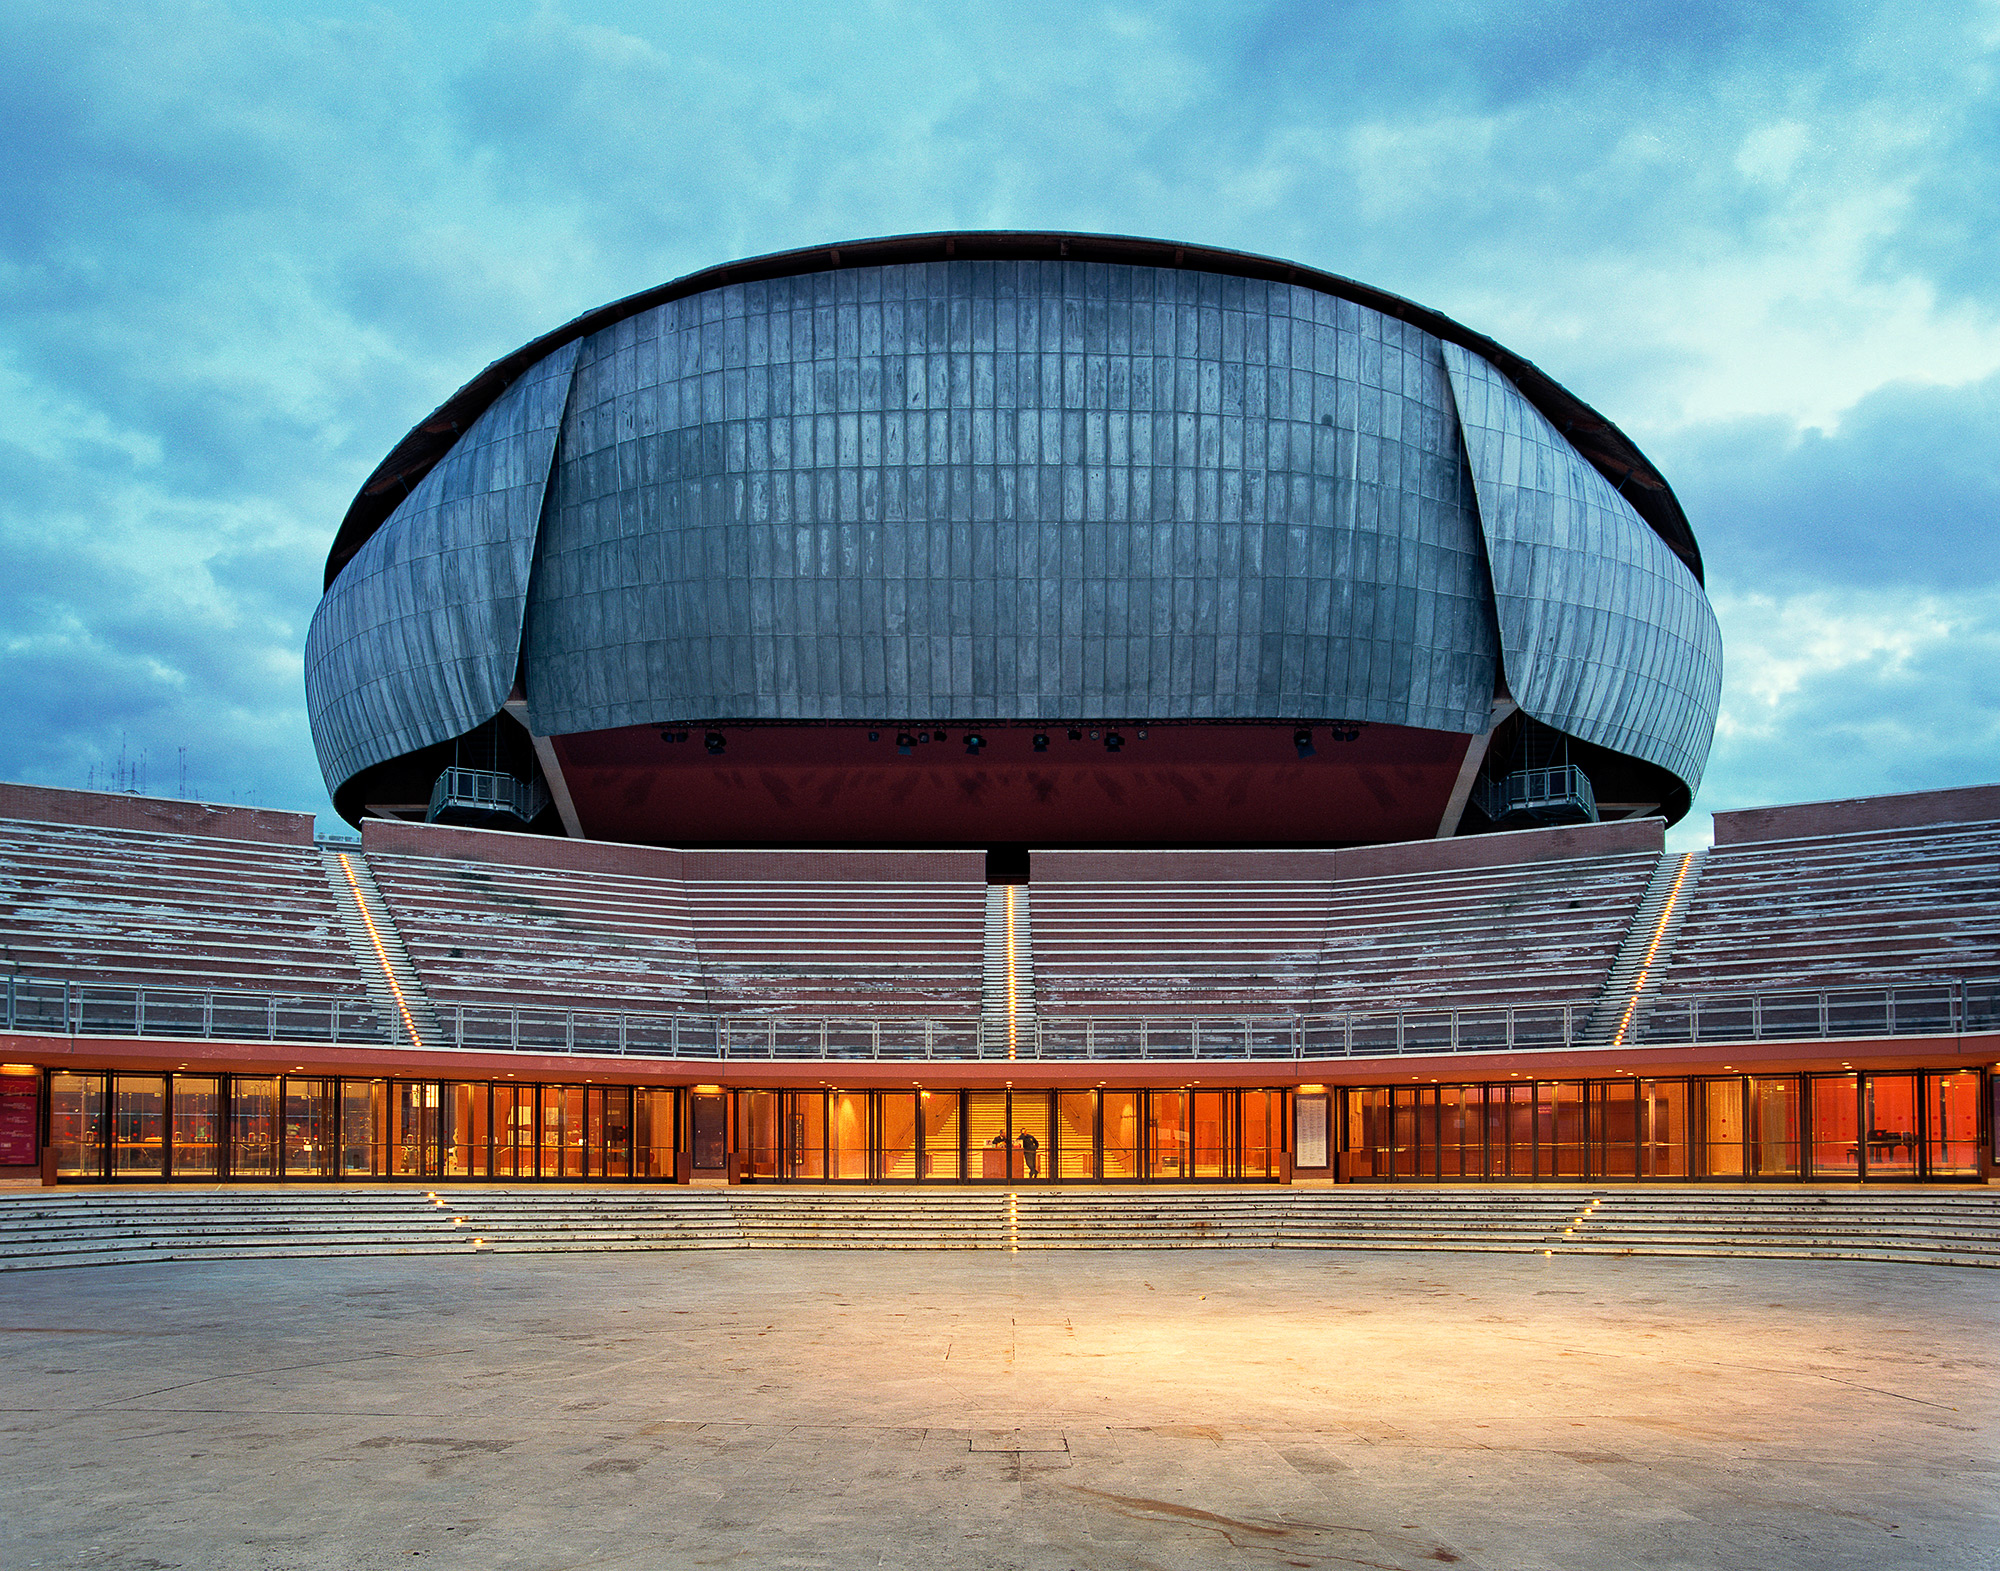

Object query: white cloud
[1,0,1996,835]
[1686,586,2000,825]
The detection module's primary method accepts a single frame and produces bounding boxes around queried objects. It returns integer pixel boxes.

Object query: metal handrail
[4,974,1994,1063]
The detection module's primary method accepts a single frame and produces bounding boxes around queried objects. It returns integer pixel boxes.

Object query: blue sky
[2,0,1996,846]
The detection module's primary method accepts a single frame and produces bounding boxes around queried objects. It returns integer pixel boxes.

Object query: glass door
[1148,1091,1188,1180]
[1010,1092,1051,1182]
[1749,1077,1799,1178]
[877,1093,918,1181]
[233,1078,280,1178]
[171,1077,222,1178]
[738,1090,782,1180]
[1700,1079,1746,1178]
[968,1091,1009,1179]
[919,1090,961,1180]
[1056,1091,1096,1180]
[392,1081,440,1179]
[788,1092,825,1179]
[1809,1074,1858,1177]
[1862,1075,1919,1179]
[1925,1073,1981,1177]
[828,1093,870,1180]
[690,1091,729,1177]
[110,1077,166,1178]
[283,1079,337,1178]
[1101,1091,1142,1179]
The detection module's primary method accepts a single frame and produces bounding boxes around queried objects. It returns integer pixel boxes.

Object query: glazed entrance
[736,1088,1286,1182]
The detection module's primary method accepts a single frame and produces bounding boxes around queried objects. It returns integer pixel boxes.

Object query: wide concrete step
[4,1186,1994,1267]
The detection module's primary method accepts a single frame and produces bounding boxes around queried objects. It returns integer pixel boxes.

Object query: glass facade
[38,1069,1987,1184]
[46,1073,674,1184]
[1320,1072,1988,1182]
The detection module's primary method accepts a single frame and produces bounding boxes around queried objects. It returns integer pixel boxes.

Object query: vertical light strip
[339,852,424,1049]
[1612,852,1696,1047]
[1004,886,1019,1062]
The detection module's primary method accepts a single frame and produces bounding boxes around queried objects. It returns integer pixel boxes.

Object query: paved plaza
[1,1247,1995,1569]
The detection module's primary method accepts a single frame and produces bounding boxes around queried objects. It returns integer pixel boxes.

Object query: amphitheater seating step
[1,1186,1993,1268]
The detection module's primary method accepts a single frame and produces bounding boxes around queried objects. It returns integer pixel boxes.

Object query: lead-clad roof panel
[1441,343,1722,795]
[519,261,1501,735]
[304,340,581,796]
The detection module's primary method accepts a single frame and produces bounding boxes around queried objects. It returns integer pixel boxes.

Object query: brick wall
[361,816,985,885]
[1034,817,1663,884]
[0,782,316,846]
[1713,783,2000,845]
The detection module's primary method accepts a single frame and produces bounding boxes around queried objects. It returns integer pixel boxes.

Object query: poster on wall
[1296,1095,1328,1169]
[0,1081,37,1166]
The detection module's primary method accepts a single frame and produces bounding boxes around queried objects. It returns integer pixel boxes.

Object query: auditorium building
[0,233,1993,1191]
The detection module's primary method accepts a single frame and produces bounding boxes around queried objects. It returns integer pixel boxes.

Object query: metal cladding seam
[1440,343,1723,798]
[305,340,580,795]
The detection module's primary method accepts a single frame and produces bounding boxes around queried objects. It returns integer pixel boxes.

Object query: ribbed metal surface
[305,340,580,795]
[305,254,1724,812]
[1442,344,1722,796]
[520,260,1500,735]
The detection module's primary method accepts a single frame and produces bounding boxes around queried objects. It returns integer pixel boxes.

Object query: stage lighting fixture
[704,731,726,755]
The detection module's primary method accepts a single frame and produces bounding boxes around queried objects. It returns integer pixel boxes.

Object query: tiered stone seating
[681,869,987,1015]
[1031,846,1657,1016]
[362,851,707,1014]
[1656,819,2000,997]
[0,818,370,1001]
[362,827,988,1018]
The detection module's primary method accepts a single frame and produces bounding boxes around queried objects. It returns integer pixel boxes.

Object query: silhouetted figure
[1019,1130,1039,1179]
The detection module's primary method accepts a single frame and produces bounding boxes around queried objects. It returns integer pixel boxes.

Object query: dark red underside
[552,722,1471,847]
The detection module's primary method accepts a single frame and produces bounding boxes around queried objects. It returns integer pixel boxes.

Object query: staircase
[4,1186,1994,1270]
[731,1188,1009,1248]
[1579,849,1706,1046]
[0,1189,468,1269]
[443,1188,742,1251]
[980,884,1036,1053]
[320,849,444,1049]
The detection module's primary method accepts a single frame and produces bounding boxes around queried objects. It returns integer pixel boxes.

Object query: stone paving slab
[0,1249,1994,1569]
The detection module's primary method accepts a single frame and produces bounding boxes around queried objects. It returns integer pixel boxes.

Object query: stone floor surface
[0,1249,1994,1569]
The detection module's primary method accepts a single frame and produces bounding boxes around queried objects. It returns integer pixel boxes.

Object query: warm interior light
[0,1063,38,1076]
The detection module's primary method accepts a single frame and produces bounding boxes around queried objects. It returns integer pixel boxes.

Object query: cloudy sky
[3,0,1996,846]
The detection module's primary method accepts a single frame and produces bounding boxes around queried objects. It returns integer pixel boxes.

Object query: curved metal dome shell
[308,235,1721,845]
